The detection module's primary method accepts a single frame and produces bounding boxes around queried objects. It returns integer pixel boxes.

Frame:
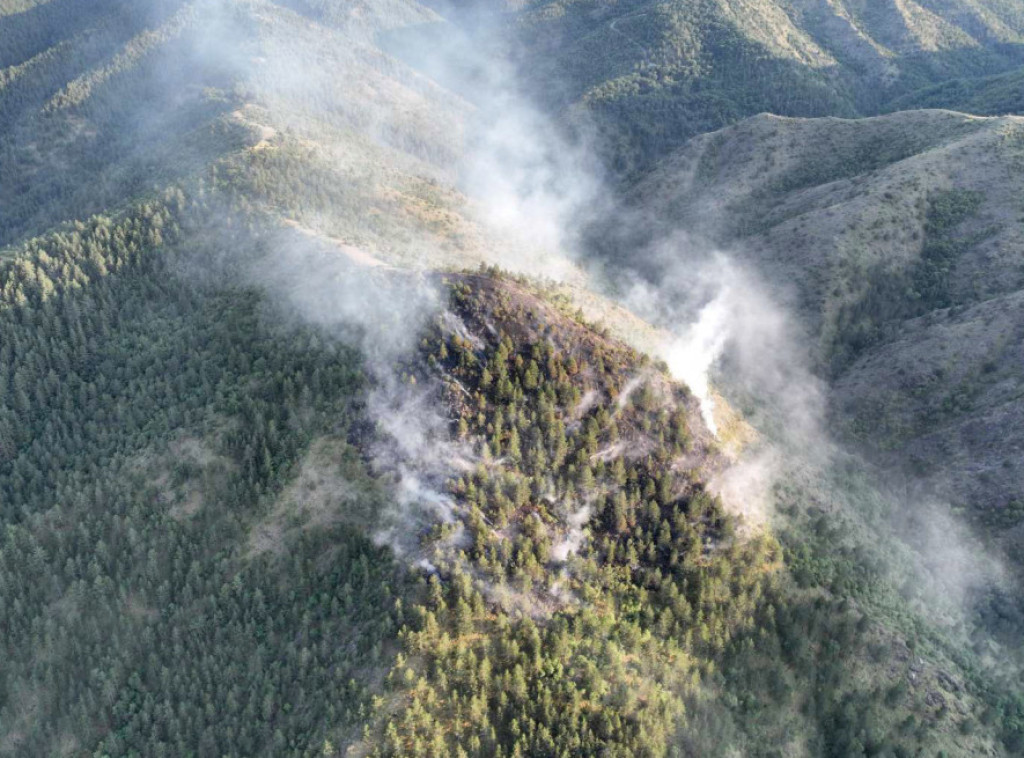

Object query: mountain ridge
[1,0,1023,755]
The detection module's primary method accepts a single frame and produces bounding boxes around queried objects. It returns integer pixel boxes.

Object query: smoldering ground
[242,223,474,555]
[156,0,1016,653]
[175,0,607,561]
[596,225,1014,648]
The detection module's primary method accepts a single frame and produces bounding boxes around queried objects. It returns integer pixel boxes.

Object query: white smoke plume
[220,3,609,560]
[623,250,826,452]
[551,504,593,562]
[661,289,731,436]
[708,449,779,528]
[172,1,1013,656]
[381,9,604,280]
[242,224,472,555]
[615,237,1014,650]
[367,379,461,553]
[167,0,605,565]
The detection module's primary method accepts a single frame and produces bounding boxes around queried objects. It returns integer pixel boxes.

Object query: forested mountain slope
[2,1,1024,757]
[3,195,1016,755]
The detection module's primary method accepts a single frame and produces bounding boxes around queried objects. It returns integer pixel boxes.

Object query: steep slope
[629,108,1024,574]
[3,1,1024,756]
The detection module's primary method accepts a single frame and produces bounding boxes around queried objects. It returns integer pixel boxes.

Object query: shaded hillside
[0,0,238,245]
[889,65,1024,114]
[0,193,409,756]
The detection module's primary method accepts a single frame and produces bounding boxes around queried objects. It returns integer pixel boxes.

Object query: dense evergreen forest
[4,186,1020,754]
[2,0,1024,756]
[0,192,411,755]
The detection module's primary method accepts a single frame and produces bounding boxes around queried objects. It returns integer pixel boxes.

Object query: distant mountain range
[514,0,1024,173]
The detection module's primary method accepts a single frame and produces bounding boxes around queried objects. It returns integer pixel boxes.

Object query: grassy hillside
[0,0,461,248]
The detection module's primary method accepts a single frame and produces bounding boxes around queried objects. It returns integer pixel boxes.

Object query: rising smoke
[174,0,1012,648]
[188,0,606,561]
[198,0,813,553]
[243,224,475,556]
